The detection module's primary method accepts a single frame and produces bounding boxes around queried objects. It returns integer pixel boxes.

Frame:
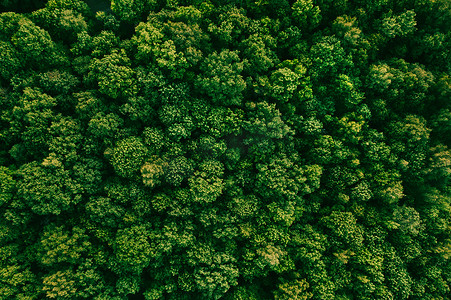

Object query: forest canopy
[0,0,450,299]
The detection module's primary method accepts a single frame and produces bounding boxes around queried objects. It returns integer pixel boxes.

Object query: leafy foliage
[0,0,450,299]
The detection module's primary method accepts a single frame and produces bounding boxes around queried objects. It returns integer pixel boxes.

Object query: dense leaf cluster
[0,0,450,299]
